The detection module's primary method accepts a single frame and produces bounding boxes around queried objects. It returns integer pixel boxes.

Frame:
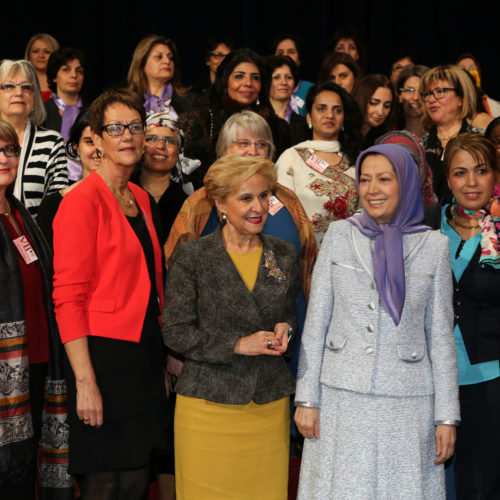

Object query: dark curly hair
[306,81,363,164]
[47,47,86,94]
[66,109,91,160]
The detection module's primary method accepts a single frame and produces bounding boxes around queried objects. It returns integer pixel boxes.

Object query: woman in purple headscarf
[294,144,460,499]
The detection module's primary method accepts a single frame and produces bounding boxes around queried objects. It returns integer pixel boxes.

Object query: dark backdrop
[2,1,498,103]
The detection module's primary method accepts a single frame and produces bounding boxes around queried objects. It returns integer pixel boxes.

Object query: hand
[76,379,103,428]
[434,424,456,464]
[271,322,290,354]
[294,406,319,439]
[234,330,284,356]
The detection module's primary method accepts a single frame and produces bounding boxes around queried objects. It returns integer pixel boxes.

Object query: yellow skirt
[175,394,290,500]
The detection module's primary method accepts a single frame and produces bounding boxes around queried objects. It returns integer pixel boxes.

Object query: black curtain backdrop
[2,1,498,104]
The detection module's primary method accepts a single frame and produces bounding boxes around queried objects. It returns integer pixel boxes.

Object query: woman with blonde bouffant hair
[163,155,299,499]
[420,64,484,200]
[24,33,59,101]
[127,34,198,119]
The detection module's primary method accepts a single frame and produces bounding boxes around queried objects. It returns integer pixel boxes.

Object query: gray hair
[0,59,47,125]
[215,110,275,160]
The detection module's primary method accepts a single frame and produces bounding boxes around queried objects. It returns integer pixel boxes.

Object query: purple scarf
[52,93,83,141]
[348,144,430,325]
[144,84,178,119]
[285,95,300,123]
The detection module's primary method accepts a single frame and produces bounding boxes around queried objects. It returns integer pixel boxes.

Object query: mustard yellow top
[227,246,263,292]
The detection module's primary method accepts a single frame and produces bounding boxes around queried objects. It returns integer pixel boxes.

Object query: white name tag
[13,235,38,264]
[306,153,329,174]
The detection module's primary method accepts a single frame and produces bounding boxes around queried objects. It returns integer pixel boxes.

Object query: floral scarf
[453,183,500,268]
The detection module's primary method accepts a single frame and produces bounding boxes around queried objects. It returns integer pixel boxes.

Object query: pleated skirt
[297,386,444,500]
[175,394,289,500]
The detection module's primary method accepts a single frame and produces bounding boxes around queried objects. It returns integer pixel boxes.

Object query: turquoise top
[441,205,500,385]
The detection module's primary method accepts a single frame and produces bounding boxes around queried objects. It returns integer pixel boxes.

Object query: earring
[256,98,260,106]
[341,125,344,131]
[308,122,312,130]
[96,149,103,159]
[222,213,227,221]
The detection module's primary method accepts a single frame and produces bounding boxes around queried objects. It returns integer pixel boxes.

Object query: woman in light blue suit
[294,144,460,499]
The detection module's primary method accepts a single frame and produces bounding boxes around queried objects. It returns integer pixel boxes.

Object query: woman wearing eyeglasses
[420,65,483,200]
[396,64,430,138]
[0,59,67,218]
[0,119,71,499]
[131,113,193,245]
[52,89,170,499]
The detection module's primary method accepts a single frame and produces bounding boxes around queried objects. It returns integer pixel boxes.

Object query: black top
[36,190,63,252]
[130,174,187,246]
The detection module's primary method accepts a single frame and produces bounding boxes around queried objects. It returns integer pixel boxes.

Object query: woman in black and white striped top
[0,59,67,217]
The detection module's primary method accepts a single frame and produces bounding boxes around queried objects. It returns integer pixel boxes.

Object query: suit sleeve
[162,242,242,365]
[294,224,336,406]
[425,234,460,423]
[53,191,97,343]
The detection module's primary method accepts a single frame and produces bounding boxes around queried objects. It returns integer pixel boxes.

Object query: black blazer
[162,226,299,404]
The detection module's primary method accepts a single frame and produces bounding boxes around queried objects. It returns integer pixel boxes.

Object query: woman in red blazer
[53,89,169,500]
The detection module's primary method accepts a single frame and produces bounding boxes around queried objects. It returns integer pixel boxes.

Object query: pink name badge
[305,153,329,174]
[268,195,284,215]
[13,236,38,264]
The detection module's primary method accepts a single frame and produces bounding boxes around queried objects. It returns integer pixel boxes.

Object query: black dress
[64,213,170,474]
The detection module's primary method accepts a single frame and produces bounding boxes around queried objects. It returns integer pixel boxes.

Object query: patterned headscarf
[376,130,437,207]
[145,112,200,194]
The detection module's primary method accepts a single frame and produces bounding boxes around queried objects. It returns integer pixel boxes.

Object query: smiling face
[447,149,495,211]
[365,86,393,129]
[400,75,423,119]
[308,90,344,142]
[0,70,35,122]
[270,65,295,103]
[143,126,179,174]
[0,138,19,189]
[334,38,359,61]
[424,78,462,127]
[75,126,100,177]
[215,173,270,237]
[275,38,300,65]
[92,103,144,169]
[359,154,399,224]
[54,58,84,97]
[226,62,261,106]
[328,63,355,94]
[144,43,175,88]
[29,39,52,72]
[225,130,270,158]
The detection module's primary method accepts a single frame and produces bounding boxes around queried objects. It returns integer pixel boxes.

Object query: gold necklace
[2,199,10,217]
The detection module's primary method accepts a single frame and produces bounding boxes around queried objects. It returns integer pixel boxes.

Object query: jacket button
[455,287,459,292]
[365,346,374,354]
[456,301,461,306]
[411,352,417,359]
[367,325,375,332]
[368,303,376,310]
[454,314,460,320]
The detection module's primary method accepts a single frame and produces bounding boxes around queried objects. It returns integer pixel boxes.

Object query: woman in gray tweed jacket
[294,144,459,499]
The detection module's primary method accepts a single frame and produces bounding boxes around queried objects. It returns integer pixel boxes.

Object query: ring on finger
[267,339,273,349]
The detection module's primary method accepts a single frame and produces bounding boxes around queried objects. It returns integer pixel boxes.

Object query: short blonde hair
[420,65,477,129]
[204,155,277,201]
[24,33,59,61]
[0,60,46,125]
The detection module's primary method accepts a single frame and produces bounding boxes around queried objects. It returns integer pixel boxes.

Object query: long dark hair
[306,81,363,163]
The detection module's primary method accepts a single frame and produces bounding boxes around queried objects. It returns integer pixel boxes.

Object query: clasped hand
[234,322,290,356]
